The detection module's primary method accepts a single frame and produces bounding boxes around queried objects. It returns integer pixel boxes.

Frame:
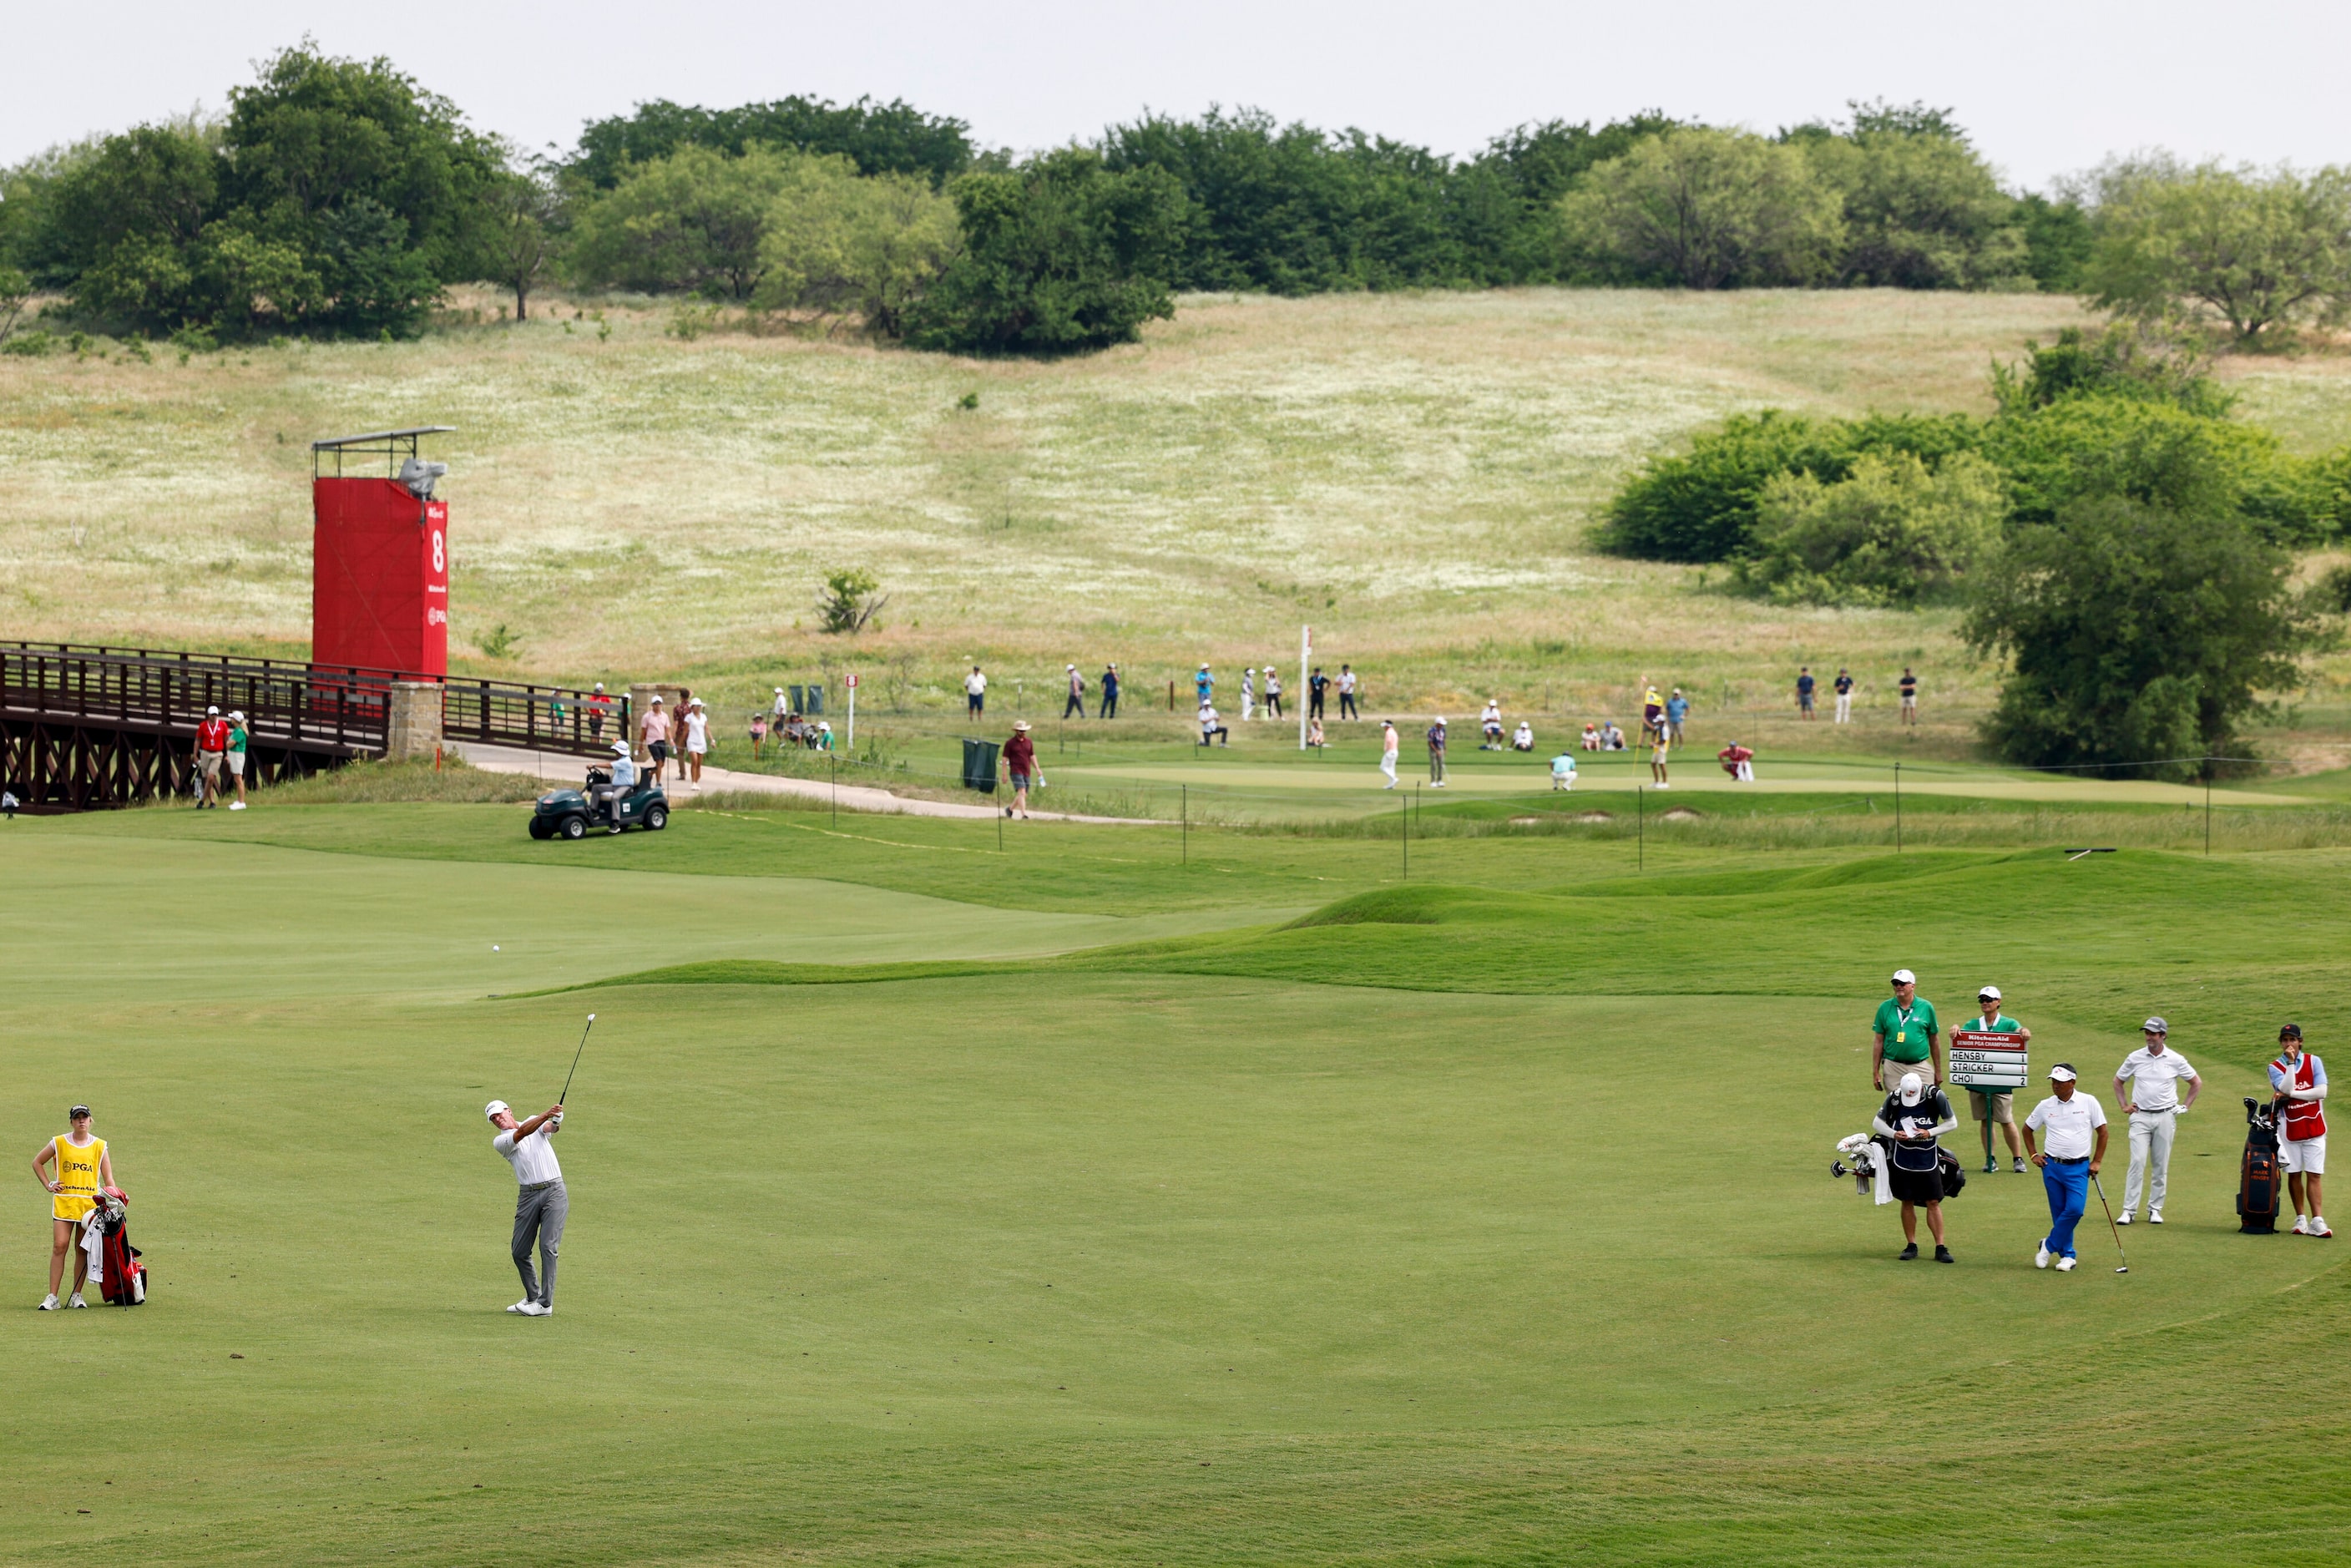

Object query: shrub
[1558,128,1844,289]
[1740,452,2006,605]
[1981,391,2324,538]
[754,155,959,336]
[1,328,53,357]
[1989,322,2230,417]
[1965,496,2328,776]
[1597,409,1984,561]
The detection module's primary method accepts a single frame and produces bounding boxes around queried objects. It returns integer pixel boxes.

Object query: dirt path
[451,743,1152,824]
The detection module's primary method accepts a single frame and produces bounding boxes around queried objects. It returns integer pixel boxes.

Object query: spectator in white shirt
[2024,1064,2109,1271]
[486,1099,568,1316]
[965,666,987,717]
[2113,1017,2200,1224]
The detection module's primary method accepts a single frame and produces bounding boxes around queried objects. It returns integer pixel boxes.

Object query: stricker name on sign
[1947,1029,2029,1090]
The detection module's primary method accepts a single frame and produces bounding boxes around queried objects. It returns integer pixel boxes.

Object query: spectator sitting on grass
[1512,721,1534,751]
[1581,723,1600,751]
[1307,716,1327,748]
[1600,721,1626,751]
[1480,700,1504,750]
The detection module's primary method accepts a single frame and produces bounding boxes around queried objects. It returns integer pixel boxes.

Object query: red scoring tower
[311,426,456,677]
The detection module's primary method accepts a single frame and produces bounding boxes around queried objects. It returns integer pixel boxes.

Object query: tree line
[4,47,2349,357]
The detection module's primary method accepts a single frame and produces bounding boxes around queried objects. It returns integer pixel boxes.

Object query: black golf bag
[2238,1097,2282,1235]
[89,1191,145,1305]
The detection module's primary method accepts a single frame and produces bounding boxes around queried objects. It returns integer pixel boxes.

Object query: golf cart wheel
[559,814,589,841]
[528,817,552,840]
[644,805,668,832]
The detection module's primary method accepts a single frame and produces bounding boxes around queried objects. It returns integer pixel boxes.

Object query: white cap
[484,1100,510,1120]
[2048,1064,2077,1083]
[1977,984,2001,1001]
[205,705,220,716]
[228,711,245,722]
[1898,1072,1924,1105]
[613,740,630,755]
[1891,969,1916,985]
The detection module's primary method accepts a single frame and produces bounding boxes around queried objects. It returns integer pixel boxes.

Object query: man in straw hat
[1002,721,1038,819]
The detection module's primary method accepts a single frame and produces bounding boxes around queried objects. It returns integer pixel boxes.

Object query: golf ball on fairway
[492,945,500,952]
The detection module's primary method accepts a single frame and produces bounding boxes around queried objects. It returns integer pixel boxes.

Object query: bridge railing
[0,644,625,758]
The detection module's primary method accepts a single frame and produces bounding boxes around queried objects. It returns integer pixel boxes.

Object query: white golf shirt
[2025,1092,2106,1158]
[965,672,986,696]
[493,1125,563,1186]
[2116,1046,2197,1111]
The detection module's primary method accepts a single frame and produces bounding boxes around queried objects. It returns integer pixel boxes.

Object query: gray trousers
[512,1181,568,1307]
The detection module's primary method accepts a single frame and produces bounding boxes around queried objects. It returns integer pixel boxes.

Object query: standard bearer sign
[1948,1029,2029,1090]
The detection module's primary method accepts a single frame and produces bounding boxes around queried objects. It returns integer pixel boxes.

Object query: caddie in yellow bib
[33,1104,114,1309]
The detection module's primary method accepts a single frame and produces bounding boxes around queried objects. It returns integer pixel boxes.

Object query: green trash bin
[962,737,1000,794]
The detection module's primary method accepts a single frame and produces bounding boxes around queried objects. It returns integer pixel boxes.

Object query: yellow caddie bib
[51,1136,104,1222]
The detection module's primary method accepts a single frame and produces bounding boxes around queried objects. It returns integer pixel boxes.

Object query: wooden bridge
[0,643,628,811]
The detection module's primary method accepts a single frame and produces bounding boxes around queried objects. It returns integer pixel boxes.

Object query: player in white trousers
[1378,721,1398,788]
[2112,1016,2201,1223]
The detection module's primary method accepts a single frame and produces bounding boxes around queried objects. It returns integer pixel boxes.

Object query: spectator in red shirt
[194,706,230,808]
[1001,720,1038,819]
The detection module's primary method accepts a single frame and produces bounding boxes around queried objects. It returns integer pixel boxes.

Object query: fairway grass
[5,809,2349,1565]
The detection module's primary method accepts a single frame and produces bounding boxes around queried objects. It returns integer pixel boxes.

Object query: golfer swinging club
[487,1098,567,1316]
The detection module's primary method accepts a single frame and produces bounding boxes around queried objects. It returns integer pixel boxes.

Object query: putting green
[4,808,2348,1565]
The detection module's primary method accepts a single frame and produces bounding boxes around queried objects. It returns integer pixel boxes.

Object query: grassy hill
[6,286,2350,752]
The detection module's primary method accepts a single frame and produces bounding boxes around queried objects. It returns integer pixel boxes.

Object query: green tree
[479,153,567,320]
[1965,498,2327,775]
[572,97,975,190]
[2084,158,2351,344]
[0,265,29,343]
[1740,452,2006,605]
[1981,391,2321,537]
[756,156,959,335]
[569,143,796,298]
[1557,128,1844,289]
[903,149,1187,356]
[1804,119,2027,289]
[43,124,219,326]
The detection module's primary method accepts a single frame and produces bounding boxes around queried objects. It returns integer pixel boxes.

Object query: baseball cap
[228,711,245,723]
[2142,1016,2168,1034]
[1891,969,1916,985]
[484,1100,510,1120]
[2048,1064,2077,1082]
[68,1104,91,1119]
[205,705,220,716]
[649,694,663,704]
[1978,984,2002,1001]
[1898,1072,1924,1105]
[2280,1023,2303,1041]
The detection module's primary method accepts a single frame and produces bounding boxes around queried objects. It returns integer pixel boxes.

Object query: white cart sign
[1948,1029,2029,1090]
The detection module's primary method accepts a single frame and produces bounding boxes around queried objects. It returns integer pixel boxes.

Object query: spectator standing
[2113,1017,2200,1224]
[681,699,710,788]
[965,666,987,718]
[1241,666,1256,721]
[1099,665,1120,720]
[1899,667,1919,725]
[1963,985,2031,1172]
[640,695,673,786]
[194,705,229,808]
[1649,727,1671,788]
[1796,666,1817,721]
[1872,969,1941,1093]
[2271,1024,2330,1237]
[1196,665,1213,708]
[588,682,612,743]
[2024,1065,2108,1272]
[1265,666,1284,719]
[749,712,768,760]
[1642,685,1664,741]
[1198,705,1230,747]
[1833,668,1855,725]
[225,710,250,810]
[1873,1072,1958,1262]
[1001,721,1038,818]
[1666,688,1689,743]
[1307,667,1327,721]
[771,687,790,726]
[1337,665,1358,721]
[1063,665,1086,719]
[1379,721,1399,788]
[1427,717,1449,787]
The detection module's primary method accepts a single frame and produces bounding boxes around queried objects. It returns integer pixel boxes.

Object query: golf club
[2090,1171,2130,1272]
[559,1014,596,1106]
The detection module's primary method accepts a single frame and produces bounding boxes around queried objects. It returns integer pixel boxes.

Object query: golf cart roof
[311,427,457,451]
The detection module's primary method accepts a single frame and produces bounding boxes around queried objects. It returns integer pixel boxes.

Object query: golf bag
[2238,1097,2283,1235]
[88,1191,144,1305]
[1935,1148,1968,1199]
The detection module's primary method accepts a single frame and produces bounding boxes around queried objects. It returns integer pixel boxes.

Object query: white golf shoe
[517,1302,552,1317]
[507,1301,533,1313]
[2148,1209,2164,1225]
[2035,1243,2051,1269]
[2055,1255,2078,1272]
[2314,1217,2333,1238]
[2293,1216,2309,1234]
[67,1294,87,1308]
[2116,1211,2131,1225]
[38,1293,58,1311]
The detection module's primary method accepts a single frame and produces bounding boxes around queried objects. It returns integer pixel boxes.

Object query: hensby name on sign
[1947,1029,2029,1090]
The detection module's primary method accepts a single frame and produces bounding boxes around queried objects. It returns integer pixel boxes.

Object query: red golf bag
[89,1188,145,1305]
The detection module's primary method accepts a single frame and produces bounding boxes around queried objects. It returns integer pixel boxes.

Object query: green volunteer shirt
[1960,1013,2020,1035]
[1873,996,1939,1064]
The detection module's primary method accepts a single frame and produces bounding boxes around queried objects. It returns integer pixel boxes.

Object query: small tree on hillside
[1557,128,1844,289]
[1964,497,2328,776]
[816,567,888,634]
[2083,158,2351,345]
[0,266,31,344]
[482,152,568,320]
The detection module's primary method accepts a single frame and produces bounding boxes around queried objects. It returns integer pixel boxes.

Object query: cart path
[451,743,1155,824]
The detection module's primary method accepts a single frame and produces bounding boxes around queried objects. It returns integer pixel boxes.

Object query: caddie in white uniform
[2112,1015,2200,1224]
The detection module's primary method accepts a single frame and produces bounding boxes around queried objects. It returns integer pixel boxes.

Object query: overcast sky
[8,2,2348,190]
